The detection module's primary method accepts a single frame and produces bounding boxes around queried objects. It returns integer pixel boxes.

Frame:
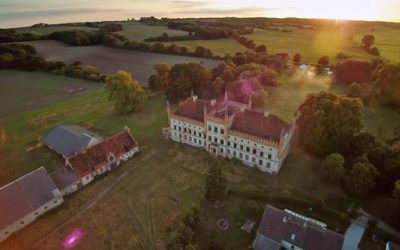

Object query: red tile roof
[173,98,209,122]
[67,128,138,177]
[231,110,289,142]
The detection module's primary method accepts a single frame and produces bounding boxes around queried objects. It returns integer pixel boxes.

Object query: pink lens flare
[63,228,84,249]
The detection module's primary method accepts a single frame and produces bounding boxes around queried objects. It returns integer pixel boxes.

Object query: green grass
[157,38,249,56]
[14,25,98,35]
[0,72,397,249]
[0,70,101,119]
[117,21,188,41]
[245,28,373,64]
[353,26,400,62]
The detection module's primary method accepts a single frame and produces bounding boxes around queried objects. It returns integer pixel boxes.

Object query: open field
[0,70,100,119]
[245,28,373,64]
[117,21,188,41]
[353,26,400,62]
[14,25,98,35]
[20,40,221,86]
[0,69,397,248]
[158,38,249,56]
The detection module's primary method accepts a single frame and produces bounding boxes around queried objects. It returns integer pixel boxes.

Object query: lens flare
[63,228,84,249]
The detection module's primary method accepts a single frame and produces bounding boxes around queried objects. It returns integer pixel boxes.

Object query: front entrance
[209,144,218,156]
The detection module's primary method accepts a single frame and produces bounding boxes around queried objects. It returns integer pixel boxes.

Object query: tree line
[0,43,105,82]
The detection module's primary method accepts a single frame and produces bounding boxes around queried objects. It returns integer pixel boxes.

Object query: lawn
[157,38,249,57]
[0,70,101,119]
[0,72,394,249]
[14,25,98,35]
[117,21,188,41]
[352,26,400,62]
[245,28,373,64]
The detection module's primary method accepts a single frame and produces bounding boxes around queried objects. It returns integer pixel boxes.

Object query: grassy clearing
[0,72,395,248]
[14,25,98,35]
[0,70,101,119]
[117,21,188,41]
[157,38,249,56]
[245,28,373,64]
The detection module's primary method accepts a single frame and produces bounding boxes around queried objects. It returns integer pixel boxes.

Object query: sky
[1,0,399,28]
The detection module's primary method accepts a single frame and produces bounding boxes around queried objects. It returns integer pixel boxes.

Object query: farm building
[166,92,295,174]
[252,205,344,250]
[51,166,81,195]
[0,167,64,243]
[66,127,139,186]
[43,125,103,157]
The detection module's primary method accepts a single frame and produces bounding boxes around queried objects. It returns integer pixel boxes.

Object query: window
[194,138,197,143]
[239,153,243,159]
[240,145,243,150]
[178,127,181,131]
[214,138,217,143]
[260,151,264,157]
[4,231,9,235]
[259,160,263,166]
[253,149,256,154]
[20,221,25,225]
[268,154,272,160]
[228,141,230,146]
[267,162,271,168]
[214,127,218,133]
[208,125,211,131]
[44,206,48,210]
[245,155,249,160]
[208,136,211,141]
[220,139,224,145]
[220,148,224,153]
[189,137,192,142]
[227,149,230,154]
[86,176,90,180]
[194,131,197,136]
[189,129,192,134]
[174,125,176,130]
[34,212,39,216]
[53,200,58,204]
[221,128,224,134]
[233,151,237,157]
[184,128,187,133]
[246,147,250,152]
[252,157,256,163]
[234,143,237,148]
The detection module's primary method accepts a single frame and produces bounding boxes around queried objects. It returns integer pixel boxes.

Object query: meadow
[21,40,221,86]
[0,69,398,248]
[14,25,98,35]
[0,70,100,119]
[117,21,188,41]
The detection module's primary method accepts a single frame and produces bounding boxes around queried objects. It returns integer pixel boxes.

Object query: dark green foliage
[99,23,123,33]
[48,30,102,46]
[346,161,378,196]
[373,63,400,110]
[335,60,372,84]
[148,63,170,91]
[205,164,226,203]
[321,153,345,182]
[361,34,375,50]
[369,47,380,56]
[297,91,364,156]
[255,45,267,53]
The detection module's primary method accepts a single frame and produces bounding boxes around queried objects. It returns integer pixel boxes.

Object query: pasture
[0,70,100,119]
[245,28,373,64]
[117,21,188,41]
[0,73,395,248]
[353,26,400,62]
[14,25,98,35]
[21,40,221,86]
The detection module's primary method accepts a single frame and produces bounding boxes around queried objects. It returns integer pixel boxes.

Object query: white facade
[168,101,295,175]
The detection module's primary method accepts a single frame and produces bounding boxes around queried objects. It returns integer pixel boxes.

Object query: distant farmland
[0,70,100,118]
[22,40,221,86]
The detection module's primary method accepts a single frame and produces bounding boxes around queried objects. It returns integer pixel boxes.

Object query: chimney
[264,111,270,118]
[192,95,198,102]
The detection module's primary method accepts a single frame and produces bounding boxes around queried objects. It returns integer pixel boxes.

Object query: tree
[205,164,226,203]
[374,63,400,110]
[255,45,267,53]
[393,180,400,200]
[322,153,345,182]
[361,34,375,50]
[105,70,145,114]
[348,161,378,196]
[318,56,329,67]
[297,91,364,156]
[148,63,170,90]
[369,47,380,56]
[293,53,302,64]
[335,60,372,85]
[346,82,364,99]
